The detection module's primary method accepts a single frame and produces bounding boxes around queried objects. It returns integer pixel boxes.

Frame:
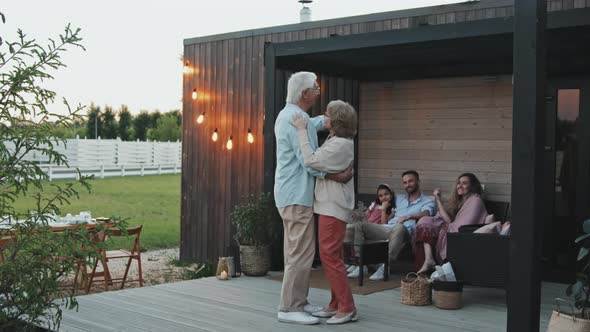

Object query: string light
[247,128,254,143]
[183,61,190,74]
[191,89,198,100]
[211,128,218,142]
[196,112,205,124]
[226,136,233,150]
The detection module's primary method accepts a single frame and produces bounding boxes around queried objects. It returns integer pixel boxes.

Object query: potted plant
[548,219,590,331]
[230,192,281,276]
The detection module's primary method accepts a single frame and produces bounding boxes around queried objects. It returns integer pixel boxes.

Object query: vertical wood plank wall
[181,1,587,262]
[358,76,513,202]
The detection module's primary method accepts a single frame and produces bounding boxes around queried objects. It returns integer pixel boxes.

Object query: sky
[2,0,461,116]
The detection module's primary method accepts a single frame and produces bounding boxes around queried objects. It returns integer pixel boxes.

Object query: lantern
[216,257,232,280]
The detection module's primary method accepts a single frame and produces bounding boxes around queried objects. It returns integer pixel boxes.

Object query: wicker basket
[433,280,463,310]
[239,245,270,276]
[401,272,432,306]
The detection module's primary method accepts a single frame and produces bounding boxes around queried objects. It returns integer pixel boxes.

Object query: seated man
[347,170,435,280]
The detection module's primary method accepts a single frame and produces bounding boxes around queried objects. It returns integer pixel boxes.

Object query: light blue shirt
[274,103,325,208]
[388,194,436,236]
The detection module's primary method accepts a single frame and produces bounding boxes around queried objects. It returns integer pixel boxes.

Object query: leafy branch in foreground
[0,12,127,331]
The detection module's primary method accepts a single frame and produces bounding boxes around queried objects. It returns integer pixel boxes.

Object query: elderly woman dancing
[290,100,358,325]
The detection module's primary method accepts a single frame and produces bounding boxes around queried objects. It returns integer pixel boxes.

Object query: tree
[133,111,151,141]
[101,105,117,139]
[148,113,181,142]
[0,14,124,330]
[149,111,161,129]
[85,103,102,139]
[168,109,182,126]
[118,105,132,141]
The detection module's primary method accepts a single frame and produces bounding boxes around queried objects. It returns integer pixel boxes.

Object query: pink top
[366,202,384,224]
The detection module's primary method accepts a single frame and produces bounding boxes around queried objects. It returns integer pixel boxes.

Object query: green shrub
[230,192,281,247]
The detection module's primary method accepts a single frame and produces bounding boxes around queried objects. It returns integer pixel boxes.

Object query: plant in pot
[549,218,590,330]
[230,192,281,276]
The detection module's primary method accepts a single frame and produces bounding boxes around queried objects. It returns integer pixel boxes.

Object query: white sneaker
[347,266,368,278]
[278,311,320,325]
[346,265,357,273]
[369,264,385,281]
[303,303,323,314]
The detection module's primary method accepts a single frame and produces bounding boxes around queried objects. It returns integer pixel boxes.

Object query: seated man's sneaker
[303,303,323,314]
[347,266,368,278]
[346,265,357,273]
[369,264,385,281]
[278,311,320,325]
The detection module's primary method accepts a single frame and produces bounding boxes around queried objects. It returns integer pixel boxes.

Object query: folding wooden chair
[0,236,16,264]
[86,225,143,292]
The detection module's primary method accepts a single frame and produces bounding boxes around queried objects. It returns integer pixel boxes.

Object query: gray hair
[326,100,357,139]
[286,71,317,104]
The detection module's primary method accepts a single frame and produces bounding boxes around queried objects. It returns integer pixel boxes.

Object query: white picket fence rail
[41,163,181,181]
[4,137,182,181]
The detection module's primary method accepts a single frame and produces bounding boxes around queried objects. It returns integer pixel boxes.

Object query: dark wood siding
[181,1,590,262]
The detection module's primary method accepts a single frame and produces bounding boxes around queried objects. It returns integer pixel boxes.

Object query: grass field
[12,174,181,250]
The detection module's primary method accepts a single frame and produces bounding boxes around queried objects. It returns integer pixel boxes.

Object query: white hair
[285,71,317,104]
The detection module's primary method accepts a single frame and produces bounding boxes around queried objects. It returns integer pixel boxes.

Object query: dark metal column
[508,1,546,331]
[263,43,276,194]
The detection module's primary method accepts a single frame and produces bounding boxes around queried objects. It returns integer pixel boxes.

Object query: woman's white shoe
[311,309,338,318]
[326,311,358,324]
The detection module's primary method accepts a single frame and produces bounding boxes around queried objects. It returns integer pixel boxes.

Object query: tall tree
[133,111,151,141]
[169,109,182,126]
[101,105,118,139]
[148,113,181,142]
[118,105,132,141]
[85,103,102,139]
[149,110,161,129]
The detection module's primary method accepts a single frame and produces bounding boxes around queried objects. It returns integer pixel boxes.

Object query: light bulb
[183,61,190,74]
[226,136,233,150]
[196,112,205,124]
[247,128,254,143]
[192,89,198,100]
[212,128,218,142]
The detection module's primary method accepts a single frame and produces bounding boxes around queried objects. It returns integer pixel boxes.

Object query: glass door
[543,79,590,282]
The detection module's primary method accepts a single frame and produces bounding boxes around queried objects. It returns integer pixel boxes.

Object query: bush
[230,192,281,247]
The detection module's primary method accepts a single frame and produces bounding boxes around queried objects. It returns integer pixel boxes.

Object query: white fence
[5,137,182,181]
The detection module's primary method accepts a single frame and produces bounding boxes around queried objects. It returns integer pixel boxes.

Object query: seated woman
[413,173,487,274]
[366,184,396,224]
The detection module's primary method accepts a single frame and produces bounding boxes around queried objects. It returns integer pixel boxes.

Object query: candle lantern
[216,257,232,280]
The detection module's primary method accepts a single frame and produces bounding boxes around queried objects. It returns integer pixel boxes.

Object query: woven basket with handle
[401,272,432,306]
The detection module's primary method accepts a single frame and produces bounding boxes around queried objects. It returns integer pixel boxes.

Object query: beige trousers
[348,223,409,262]
[277,205,315,312]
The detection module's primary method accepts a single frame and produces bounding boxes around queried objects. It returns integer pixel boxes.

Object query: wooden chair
[0,236,16,264]
[86,225,143,292]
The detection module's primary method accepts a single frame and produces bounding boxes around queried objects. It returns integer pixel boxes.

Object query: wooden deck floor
[56,276,564,331]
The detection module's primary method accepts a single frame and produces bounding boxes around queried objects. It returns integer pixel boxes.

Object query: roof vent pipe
[299,0,313,23]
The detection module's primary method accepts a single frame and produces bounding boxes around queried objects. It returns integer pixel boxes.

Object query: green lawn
[12,175,180,250]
